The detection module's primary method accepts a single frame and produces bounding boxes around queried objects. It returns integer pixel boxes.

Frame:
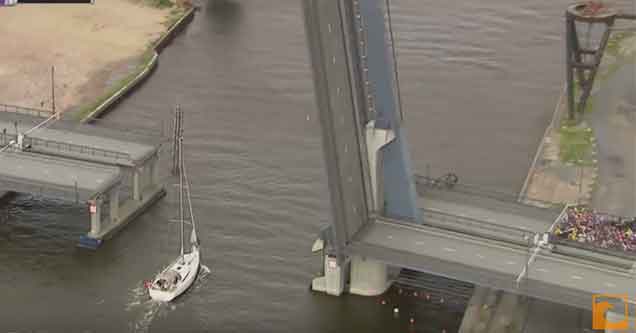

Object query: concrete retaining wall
[79,7,196,123]
[518,84,566,202]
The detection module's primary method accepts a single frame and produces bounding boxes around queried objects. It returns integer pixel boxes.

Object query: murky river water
[0,0,613,331]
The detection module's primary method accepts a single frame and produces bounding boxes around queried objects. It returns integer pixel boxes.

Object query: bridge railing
[0,132,133,165]
[414,174,561,209]
[420,208,533,246]
[25,136,132,164]
[0,103,53,118]
[422,206,636,269]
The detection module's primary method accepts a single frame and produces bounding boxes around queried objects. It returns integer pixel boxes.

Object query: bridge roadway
[0,150,121,202]
[0,111,160,167]
[350,217,636,311]
[0,110,163,204]
[344,185,636,311]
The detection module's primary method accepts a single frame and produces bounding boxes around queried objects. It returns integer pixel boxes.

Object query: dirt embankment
[0,0,174,113]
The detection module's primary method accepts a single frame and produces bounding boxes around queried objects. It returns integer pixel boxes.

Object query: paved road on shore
[589,63,636,217]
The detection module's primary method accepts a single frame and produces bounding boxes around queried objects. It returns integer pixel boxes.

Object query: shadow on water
[206,0,244,35]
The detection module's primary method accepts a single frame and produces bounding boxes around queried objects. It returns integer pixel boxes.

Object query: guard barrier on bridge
[420,208,534,246]
[24,136,132,163]
[0,132,132,164]
[0,103,52,118]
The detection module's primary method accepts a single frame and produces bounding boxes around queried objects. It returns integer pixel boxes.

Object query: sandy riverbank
[0,0,178,113]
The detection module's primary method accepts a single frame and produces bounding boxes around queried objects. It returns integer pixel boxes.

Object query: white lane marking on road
[443,247,456,252]
[506,261,516,265]
[387,235,393,239]
[415,241,425,246]
[571,275,583,280]
[605,282,616,288]
[536,268,549,273]
[476,254,484,259]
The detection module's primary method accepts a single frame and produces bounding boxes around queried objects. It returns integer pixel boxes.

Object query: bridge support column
[88,199,102,237]
[311,254,347,296]
[150,154,159,187]
[133,168,142,201]
[79,198,104,249]
[110,187,120,224]
[349,256,390,296]
[365,121,395,212]
[342,123,395,296]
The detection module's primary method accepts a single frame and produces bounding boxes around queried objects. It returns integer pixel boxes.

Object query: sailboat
[148,127,200,302]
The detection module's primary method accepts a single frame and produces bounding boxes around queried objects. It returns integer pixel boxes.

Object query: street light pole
[51,66,59,119]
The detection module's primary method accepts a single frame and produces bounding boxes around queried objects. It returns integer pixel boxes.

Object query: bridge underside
[302,0,636,317]
[0,110,167,248]
[351,185,636,310]
[351,218,606,310]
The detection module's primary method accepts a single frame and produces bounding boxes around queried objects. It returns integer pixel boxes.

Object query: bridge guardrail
[0,132,133,164]
[415,174,561,210]
[25,136,132,163]
[424,205,636,269]
[0,103,53,118]
[421,208,533,246]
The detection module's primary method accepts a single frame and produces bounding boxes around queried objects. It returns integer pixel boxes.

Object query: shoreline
[74,5,196,122]
[460,31,636,333]
[0,1,196,122]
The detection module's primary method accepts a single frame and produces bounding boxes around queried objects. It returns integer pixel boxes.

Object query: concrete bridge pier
[304,0,420,297]
[133,167,142,201]
[110,186,120,224]
[150,154,160,190]
[88,197,103,238]
[311,121,396,297]
[347,121,397,296]
[80,154,165,249]
[133,153,160,201]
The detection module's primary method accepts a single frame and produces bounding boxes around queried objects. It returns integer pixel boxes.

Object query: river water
[0,0,599,332]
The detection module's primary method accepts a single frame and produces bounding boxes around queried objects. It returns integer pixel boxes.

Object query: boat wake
[125,264,212,332]
[126,282,167,333]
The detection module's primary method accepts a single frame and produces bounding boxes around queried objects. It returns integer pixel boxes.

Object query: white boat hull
[149,245,200,302]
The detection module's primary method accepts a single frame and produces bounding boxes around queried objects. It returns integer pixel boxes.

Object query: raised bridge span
[302,0,636,321]
[0,107,166,248]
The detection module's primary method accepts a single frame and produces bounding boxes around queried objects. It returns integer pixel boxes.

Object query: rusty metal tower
[565,1,636,121]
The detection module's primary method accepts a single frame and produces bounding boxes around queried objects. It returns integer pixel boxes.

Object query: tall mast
[182,151,198,245]
[178,110,185,259]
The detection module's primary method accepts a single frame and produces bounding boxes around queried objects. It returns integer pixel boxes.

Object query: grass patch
[143,0,173,9]
[163,6,186,27]
[558,124,594,166]
[606,31,635,57]
[583,96,594,114]
[72,4,191,121]
[74,49,155,121]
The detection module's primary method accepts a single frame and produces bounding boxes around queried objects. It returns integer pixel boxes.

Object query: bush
[146,0,173,9]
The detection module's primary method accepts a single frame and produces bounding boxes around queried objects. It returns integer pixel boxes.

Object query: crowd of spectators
[552,206,636,252]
